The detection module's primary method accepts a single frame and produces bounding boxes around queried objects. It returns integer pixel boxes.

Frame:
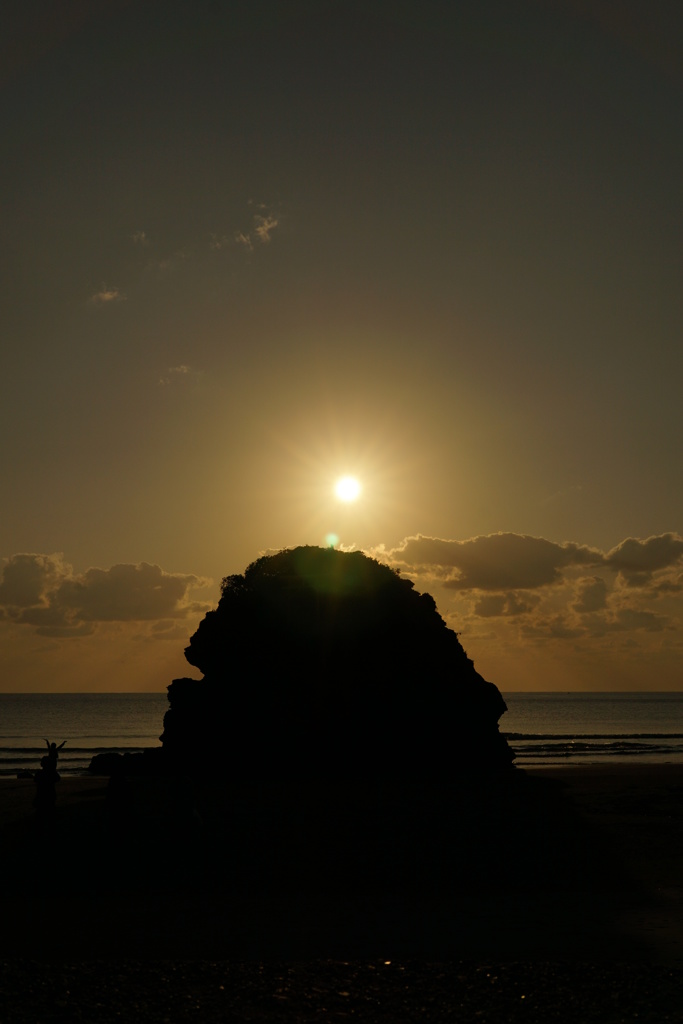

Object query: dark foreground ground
[2,957,682,1023]
[1,764,682,1021]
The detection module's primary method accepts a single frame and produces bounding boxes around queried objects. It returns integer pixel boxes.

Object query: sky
[1,0,682,692]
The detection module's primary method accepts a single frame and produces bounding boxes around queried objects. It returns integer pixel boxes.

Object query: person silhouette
[43,739,66,771]
[33,754,60,831]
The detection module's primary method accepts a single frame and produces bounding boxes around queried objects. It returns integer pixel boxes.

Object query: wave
[518,741,682,753]
[504,732,683,740]
[509,735,683,762]
[0,745,159,757]
[0,735,160,741]
[0,745,162,776]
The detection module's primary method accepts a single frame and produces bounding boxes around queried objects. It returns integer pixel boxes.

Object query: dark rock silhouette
[89,751,125,776]
[88,748,165,776]
[159,546,514,778]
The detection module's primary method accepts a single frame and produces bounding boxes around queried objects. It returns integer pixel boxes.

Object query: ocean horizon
[1,690,683,776]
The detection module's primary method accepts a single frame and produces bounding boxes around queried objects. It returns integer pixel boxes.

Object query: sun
[334,475,362,502]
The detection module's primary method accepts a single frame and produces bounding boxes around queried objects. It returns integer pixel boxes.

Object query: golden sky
[1,0,682,691]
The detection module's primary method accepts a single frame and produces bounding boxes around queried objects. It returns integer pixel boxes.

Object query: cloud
[572,576,608,613]
[606,533,683,584]
[0,553,67,607]
[210,233,233,251]
[153,249,192,274]
[254,213,278,243]
[89,285,125,304]
[0,553,211,638]
[474,592,541,617]
[135,619,196,642]
[654,574,683,594]
[234,231,253,251]
[17,601,96,638]
[612,607,668,632]
[375,531,683,662]
[232,203,280,252]
[158,364,200,387]
[55,563,206,622]
[507,602,669,644]
[521,614,584,640]
[383,533,601,590]
[132,231,150,246]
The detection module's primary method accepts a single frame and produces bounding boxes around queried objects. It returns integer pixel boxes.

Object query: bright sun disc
[334,475,361,502]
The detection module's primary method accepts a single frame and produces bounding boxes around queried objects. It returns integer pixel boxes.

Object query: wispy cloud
[158,364,200,388]
[253,213,278,244]
[231,202,280,252]
[474,592,541,618]
[153,249,192,275]
[83,199,283,308]
[210,233,233,251]
[89,285,125,305]
[233,231,253,251]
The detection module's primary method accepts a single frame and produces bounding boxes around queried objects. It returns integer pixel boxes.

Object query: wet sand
[524,763,683,964]
[1,764,682,1021]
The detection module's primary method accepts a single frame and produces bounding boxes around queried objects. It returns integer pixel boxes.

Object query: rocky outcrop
[87,748,166,776]
[159,546,514,778]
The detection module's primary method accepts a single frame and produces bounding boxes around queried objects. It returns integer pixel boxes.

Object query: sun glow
[334,475,362,502]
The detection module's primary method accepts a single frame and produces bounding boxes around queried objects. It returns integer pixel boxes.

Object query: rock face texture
[160,546,514,777]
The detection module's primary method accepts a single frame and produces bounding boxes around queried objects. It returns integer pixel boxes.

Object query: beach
[1,764,682,1020]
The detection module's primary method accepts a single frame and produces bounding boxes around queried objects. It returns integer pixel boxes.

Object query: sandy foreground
[1,763,682,1021]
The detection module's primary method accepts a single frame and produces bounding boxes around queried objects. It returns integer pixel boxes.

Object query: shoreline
[6,748,683,779]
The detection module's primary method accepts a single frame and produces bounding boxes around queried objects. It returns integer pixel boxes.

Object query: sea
[0,693,167,777]
[1,691,683,776]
